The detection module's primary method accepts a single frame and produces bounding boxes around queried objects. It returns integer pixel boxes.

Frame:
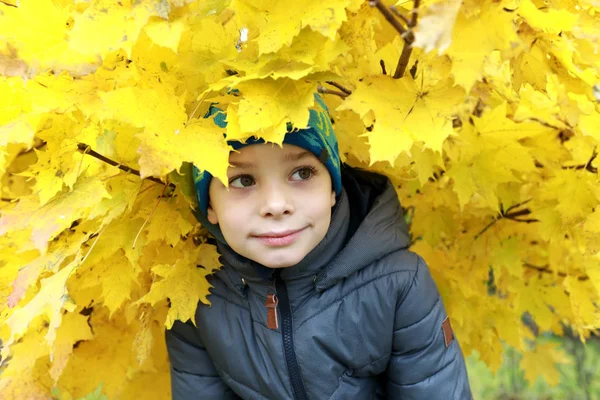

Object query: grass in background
[467,335,600,400]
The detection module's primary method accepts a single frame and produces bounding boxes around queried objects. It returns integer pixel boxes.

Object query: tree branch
[76,143,175,189]
[394,45,413,79]
[390,5,410,25]
[370,0,420,79]
[325,81,352,95]
[317,85,349,99]
[370,0,408,37]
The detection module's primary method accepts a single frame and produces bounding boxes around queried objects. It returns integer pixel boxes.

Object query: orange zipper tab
[265,294,279,330]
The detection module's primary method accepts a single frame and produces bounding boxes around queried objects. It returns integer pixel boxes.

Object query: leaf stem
[523,263,589,281]
[475,199,538,238]
[562,149,598,174]
[380,59,387,75]
[76,143,175,189]
[132,183,167,249]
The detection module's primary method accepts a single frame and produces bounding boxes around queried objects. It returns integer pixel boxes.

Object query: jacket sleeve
[165,319,241,400]
[386,255,473,399]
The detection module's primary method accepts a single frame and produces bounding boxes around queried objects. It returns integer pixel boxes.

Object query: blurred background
[467,330,600,400]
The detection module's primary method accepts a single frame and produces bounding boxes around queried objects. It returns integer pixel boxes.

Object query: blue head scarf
[192,93,342,244]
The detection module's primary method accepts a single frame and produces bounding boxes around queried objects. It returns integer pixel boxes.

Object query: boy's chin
[247,251,309,269]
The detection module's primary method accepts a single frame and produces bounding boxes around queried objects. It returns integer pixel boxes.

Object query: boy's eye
[291,166,316,181]
[229,175,255,188]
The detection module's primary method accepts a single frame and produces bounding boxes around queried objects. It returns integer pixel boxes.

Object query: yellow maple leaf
[67,0,159,59]
[519,342,572,386]
[0,0,99,75]
[143,18,186,52]
[5,229,90,310]
[0,320,55,398]
[77,250,141,318]
[0,178,110,254]
[100,85,232,182]
[220,78,318,145]
[339,72,464,165]
[134,242,220,328]
[132,304,155,366]
[49,312,94,382]
[539,169,599,224]
[55,307,170,399]
[233,0,353,54]
[1,251,80,362]
[446,3,520,90]
[137,192,194,247]
[446,103,546,210]
[519,0,579,35]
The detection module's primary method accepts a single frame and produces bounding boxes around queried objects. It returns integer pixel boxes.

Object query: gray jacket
[165,166,472,399]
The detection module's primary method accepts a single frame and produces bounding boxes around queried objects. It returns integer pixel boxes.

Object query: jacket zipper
[273,272,309,400]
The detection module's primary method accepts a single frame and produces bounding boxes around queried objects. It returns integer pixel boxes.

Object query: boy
[165,94,472,399]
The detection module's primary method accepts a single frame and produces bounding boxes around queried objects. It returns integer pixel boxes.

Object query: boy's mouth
[251,227,307,247]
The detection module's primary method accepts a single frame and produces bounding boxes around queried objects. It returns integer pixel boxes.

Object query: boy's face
[207,143,336,269]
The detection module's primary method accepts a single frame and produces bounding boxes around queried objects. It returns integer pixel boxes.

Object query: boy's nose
[259,184,294,218]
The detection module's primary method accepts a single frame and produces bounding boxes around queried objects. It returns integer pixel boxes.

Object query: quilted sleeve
[166,319,241,400]
[386,255,473,399]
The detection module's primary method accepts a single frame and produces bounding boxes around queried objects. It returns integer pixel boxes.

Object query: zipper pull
[265,294,279,330]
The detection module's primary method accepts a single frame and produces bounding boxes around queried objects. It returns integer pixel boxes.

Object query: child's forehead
[229,143,313,164]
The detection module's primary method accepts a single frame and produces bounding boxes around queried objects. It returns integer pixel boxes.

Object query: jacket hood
[314,165,411,290]
[211,165,411,293]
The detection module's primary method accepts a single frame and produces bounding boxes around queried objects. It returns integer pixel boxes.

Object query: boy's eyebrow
[284,150,313,162]
[229,160,256,168]
[229,151,313,168]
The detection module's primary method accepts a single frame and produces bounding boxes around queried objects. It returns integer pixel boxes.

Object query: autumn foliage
[1,0,600,398]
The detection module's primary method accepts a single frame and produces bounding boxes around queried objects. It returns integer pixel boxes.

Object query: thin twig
[133,184,167,249]
[317,85,349,99]
[380,59,387,75]
[370,0,420,79]
[562,149,598,174]
[524,263,589,281]
[325,81,352,95]
[410,0,421,27]
[17,139,47,156]
[394,46,413,79]
[77,143,175,189]
[393,0,419,78]
[389,5,410,25]
[370,0,408,37]
[475,200,538,238]
[187,91,210,125]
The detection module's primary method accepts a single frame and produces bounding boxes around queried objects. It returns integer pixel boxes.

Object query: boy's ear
[207,203,219,224]
[330,190,336,207]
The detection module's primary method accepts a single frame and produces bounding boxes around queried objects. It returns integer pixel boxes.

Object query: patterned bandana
[192,93,342,244]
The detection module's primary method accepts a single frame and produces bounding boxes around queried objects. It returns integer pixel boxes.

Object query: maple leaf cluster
[1,0,599,397]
